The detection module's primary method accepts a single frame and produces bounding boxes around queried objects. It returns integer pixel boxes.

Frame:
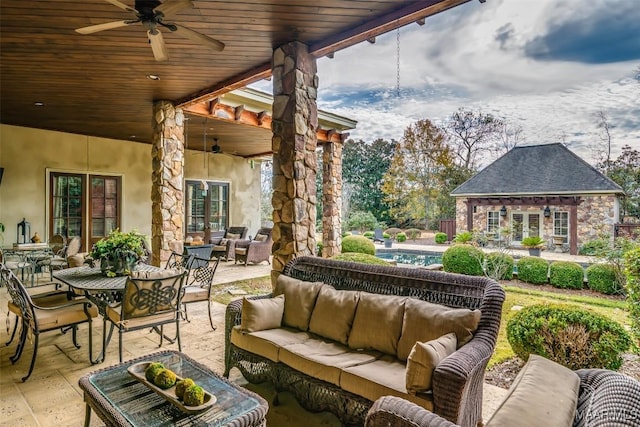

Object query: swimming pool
[376,249,443,266]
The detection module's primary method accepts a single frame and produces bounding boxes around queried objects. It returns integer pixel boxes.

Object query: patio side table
[79,350,268,427]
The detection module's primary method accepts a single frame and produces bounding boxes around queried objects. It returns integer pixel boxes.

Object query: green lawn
[490,285,630,368]
[210,276,632,369]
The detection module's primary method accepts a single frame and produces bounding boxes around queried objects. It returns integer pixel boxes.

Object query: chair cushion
[231,325,312,362]
[181,286,209,303]
[240,295,285,332]
[396,298,481,361]
[406,332,457,394]
[106,305,175,329]
[254,234,268,242]
[308,285,359,345]
[36,303,98,331]
[340,355,434,411]
[486,354,580,427]
[348,293,406,355]
[279,338,381,386]
[274,275,323,331]
[130,269,180,279]
[235,248,247,256]
[226,233,241,240]
[67,254,85,267]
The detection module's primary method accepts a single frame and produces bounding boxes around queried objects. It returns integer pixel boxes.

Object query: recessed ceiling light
[130,135,137,139]
[146,74,160,80]
[34,102,45,106]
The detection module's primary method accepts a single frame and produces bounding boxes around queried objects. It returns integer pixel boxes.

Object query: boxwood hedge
[516,256,549,285]
[549,261,584,290]
[442,245,484,276]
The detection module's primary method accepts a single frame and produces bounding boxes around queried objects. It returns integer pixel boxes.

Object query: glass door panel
[89,176,121,246]
[50,173,85,243]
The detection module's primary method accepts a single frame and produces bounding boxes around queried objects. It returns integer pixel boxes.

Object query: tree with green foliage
[598,145,640,220]
[346,210,378,233]
[342,138,396,224]
[381,119,455,228]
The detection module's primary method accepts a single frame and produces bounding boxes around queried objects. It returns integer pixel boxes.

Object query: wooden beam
[257,111,268,125]
[234,105,245,121]
[308,0,471,58]
[208,98,219,115]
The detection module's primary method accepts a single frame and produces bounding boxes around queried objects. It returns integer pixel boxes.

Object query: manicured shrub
[363,231,374,239]
[442,245,484,276]
[316,241,323,255]
[396,232,407,242]
[405,228,422,241]
[341,235,375,255]
[485,252,514,280]
[507,304,631,370]
[586,263,623,295]
[384,228,403,238]
[331,252,390,266]
[579,238,610,256]
[624,247,640,339]
[453,231,473,244]
[383,232,391,239]
[516,257,549,285]
[435,232,448,244]
[549,261,584,289]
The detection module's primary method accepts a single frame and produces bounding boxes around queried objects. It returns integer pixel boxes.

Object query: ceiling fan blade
[174,24,225,51]
[104,0,138,13]
[75,20,132,34]
[154,0,193,18]
[147,29,169,61]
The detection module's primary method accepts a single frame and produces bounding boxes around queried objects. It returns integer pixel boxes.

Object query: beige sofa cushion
[274,275,323,331]
[241,295,285,332]
[231,325,312,362]
[279,338,381,386]
[340,355,434,411]
[397,298,481,361]
[308,286,360,345]
[226,233,241,240]
[486,354,580,427]
[348,293,406,355]
[406,332,457,394]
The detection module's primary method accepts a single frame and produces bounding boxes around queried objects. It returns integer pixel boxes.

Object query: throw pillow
[347,293,406,355]
[274,275,323,331]
[405,332,457,395]
[308,285,360,345]
[485,354,580,427]
[397,298,481,361]
[240,295,285,332]
[254,234,268,242]
[226,233,241,240]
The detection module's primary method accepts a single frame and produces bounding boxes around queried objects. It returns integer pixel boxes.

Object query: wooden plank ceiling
[0,0,471,158]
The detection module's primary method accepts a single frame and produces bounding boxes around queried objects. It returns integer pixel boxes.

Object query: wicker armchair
[365,369,640,427]
[210,226,248,261]
[233,227,272,266]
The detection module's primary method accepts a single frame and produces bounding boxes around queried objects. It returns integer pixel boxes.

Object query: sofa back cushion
[348,293,406,355]
[308,285,360,345]
[397,298,481,361]
[486,354,580,427]
[275,275,323,331]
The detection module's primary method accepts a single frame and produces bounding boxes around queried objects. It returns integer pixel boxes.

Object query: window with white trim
[554,211,569,243]
[487,211,500,233]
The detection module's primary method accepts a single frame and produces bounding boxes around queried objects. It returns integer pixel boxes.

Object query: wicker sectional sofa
[224,256,505,427]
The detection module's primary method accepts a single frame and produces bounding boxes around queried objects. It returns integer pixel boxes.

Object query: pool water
[376,250,443,266]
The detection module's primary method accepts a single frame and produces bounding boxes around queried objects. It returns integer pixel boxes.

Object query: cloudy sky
[254,0,640,165]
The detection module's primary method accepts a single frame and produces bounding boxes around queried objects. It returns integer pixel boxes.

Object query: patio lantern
[544,206,551,217]
[499,206,507,217]
[17,218,30,244]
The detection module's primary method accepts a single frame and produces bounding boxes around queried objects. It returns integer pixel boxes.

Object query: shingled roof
[451,143,624,196]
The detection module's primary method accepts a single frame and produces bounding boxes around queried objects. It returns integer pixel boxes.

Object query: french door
[511,212,541,244]
[50,172,121,251]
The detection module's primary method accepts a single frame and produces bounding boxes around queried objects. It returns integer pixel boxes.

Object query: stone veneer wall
[455,195,619,247]
[271,42,319,275]
[322,141,343,257]
[151,101,185,266]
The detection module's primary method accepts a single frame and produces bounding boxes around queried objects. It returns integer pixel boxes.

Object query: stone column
[322,141,342,257]
[151,101,185,266]
[271,41,318,281]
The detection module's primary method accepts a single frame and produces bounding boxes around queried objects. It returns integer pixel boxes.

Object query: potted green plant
[522,236,545,256]
[90,229,146,277]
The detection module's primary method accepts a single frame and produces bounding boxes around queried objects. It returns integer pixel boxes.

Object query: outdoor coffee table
[79,350,268,427]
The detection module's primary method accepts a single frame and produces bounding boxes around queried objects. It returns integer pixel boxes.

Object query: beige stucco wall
[0,124,261,246]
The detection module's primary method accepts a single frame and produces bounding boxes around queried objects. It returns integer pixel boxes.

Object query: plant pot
[527,248,541,257]
[100,255,139,277]
[384,238,393,248]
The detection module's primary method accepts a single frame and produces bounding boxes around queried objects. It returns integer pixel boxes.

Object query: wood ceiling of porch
[0,0,472,158]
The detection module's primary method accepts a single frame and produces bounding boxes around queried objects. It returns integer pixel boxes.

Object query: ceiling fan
[75,0,225,61]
